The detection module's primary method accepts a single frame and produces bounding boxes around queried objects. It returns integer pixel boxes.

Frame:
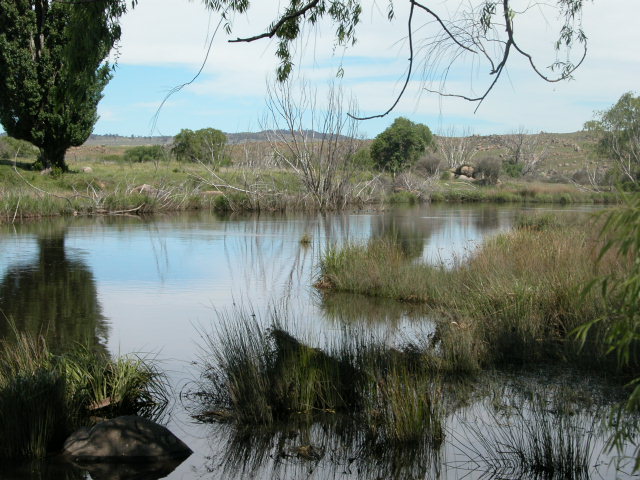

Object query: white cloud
[102,0,640,136]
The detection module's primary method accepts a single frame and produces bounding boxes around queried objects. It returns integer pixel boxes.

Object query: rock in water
[63,416,192,461]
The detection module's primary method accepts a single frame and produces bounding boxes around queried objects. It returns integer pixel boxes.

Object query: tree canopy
[586,92,640,189]
[0,0,131,171]
[370,117,433,175]
[172,127,228,164]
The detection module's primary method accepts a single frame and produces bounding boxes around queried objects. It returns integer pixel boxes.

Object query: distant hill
[83,130,355,146]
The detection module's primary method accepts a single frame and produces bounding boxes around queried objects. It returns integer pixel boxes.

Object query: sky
[16,1,640,139]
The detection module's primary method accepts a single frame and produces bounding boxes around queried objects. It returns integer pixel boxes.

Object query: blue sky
[8,0,640,139]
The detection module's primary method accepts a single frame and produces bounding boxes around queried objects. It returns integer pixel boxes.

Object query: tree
[499,127,549,176]
[202,1,588,118]
[586,92,640,189]
[172,127,228,165]
[0,0,129,171]
[370,117,433,175]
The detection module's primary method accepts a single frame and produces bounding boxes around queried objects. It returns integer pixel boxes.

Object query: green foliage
[348,146,374,170]
[0,0,129,171]
[576,195,640,406]
[370,117,433,175]
[172,127,228,165]
[123,145,166,163]
[503,160,525,177]
[203,0,362,82]
[587,92,640,189]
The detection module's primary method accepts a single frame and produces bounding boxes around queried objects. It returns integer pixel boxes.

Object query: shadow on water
[0,222,108,352]
[1,456,189,480]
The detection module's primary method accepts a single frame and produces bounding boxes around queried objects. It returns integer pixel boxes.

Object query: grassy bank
[0,153,618,222]
[0,332,167,459]
[318,213,628,373]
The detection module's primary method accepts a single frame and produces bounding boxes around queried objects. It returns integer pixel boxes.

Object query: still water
[0,204,634,479]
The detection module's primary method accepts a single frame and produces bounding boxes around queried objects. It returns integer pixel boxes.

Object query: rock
[131,184,162,196]
[70,457,187,480]
[82,166,93,173]
[63,416,192,461]
[456,164,475,177]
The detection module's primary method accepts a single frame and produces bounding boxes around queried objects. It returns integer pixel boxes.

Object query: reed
[319,215,624,371]
[194,308,444,445]
[0,332,168,459]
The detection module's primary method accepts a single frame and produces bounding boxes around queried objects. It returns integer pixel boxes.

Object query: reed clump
[0,332,168,460]
[319,214,624,371]
[194,311,444,446]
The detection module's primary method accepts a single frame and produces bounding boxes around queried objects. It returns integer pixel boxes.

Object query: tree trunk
[38,145,68,171]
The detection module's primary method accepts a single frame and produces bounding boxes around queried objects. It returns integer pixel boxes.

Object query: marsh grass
[0,332,168,459]
[455,391,600,479]
[319,215,625,371]
[193,308,444,446]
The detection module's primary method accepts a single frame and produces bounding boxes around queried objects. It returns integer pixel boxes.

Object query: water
[0,203,634,479]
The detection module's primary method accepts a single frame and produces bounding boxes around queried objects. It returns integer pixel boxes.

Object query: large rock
[63,416,192,461]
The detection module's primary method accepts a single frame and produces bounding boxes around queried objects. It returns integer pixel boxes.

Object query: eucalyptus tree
[0,0,133,171]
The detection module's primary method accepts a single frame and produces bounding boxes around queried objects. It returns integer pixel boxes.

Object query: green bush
[371,117,433,175]
[123,145,166,163]
[503,161,524,178]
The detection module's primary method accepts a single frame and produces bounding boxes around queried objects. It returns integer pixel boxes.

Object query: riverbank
[0,157,618,222]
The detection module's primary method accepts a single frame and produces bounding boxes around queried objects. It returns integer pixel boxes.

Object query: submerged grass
[0,332,168,460]
[193,308,444,447]
[318,214,627,372]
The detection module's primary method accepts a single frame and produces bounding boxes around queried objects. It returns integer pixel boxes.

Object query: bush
[172,127,228,165]
[370,117,433,175]
[414,154,442,176]
[349,147,375,170]
[503,161,524,178]
[123,145,166,163]
[476,157,502,184]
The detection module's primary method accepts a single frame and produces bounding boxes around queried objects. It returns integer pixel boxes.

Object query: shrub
[123,145,166,163]
[503,161,524,178]
[371,117,434,175]
[414,154,442,176]
[476,157,502,184]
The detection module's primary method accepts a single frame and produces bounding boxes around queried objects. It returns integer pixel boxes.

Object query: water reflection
[0,224,107,352]
[203,418,442,480]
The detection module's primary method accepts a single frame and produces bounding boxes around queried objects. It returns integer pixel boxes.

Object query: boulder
[82,166,93,173]
[63,416,192,461]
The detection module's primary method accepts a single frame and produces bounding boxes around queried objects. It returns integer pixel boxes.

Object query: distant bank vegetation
[0,91,637,219]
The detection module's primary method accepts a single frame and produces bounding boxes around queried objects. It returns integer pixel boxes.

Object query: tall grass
[193,308,444,446]
[319,215,625,372]
[0,332,168,459]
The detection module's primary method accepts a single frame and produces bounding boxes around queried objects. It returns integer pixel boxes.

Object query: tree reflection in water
[0,231,108,353]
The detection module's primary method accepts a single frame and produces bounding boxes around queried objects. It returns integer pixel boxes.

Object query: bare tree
[435,126,478,169]
[500,127,549,175]
[262,80,362,210]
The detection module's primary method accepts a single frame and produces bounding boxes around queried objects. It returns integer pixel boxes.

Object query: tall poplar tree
[0,0,129,171]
